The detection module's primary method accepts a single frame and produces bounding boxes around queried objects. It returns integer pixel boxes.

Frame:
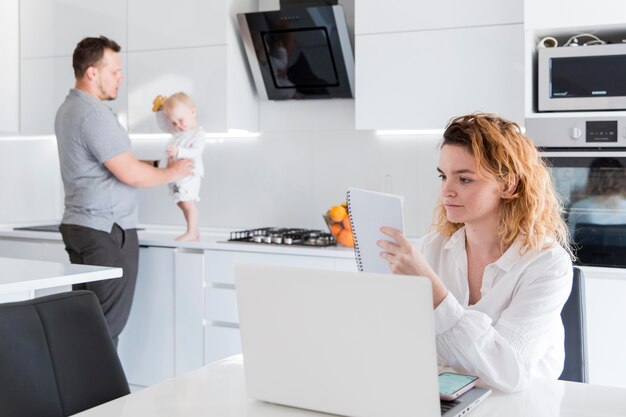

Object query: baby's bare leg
[176,200,200,241]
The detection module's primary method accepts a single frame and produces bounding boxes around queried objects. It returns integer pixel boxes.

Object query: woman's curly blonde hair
[435,113,572,257]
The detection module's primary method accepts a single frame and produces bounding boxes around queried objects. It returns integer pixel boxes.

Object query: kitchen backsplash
[133,128,442,237]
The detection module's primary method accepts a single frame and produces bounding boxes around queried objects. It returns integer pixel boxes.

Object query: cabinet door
[118,246,175,387]
[41,241,70,264]
[0,239,43,260]
[19,0,127,59]
[204,325,242,365]
[355,24,524,130]
[127,47,227,134]
[128,0,227,50]
[0,0,19,134]
[334,257,358,272]
[356,0,522,35]
[585,269,626,388]
[203,250,335,365]
[524,0,626,30]
[174,250,205,376]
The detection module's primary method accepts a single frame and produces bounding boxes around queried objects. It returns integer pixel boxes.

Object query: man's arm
[104,151,193,187]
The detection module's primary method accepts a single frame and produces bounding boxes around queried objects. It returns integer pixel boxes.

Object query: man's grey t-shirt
[55,88,138,232]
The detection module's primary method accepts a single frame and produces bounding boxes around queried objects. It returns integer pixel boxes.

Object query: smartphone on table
[438,372,479,401]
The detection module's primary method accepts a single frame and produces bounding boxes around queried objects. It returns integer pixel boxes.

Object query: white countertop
[73,355,626,417]
[0,256,122,296]
[0,224,357,258]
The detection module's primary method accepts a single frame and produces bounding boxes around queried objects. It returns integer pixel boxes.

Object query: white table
[0,256,122,302]
[73,355,626,417]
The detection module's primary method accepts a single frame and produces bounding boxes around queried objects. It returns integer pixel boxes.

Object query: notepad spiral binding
[346,190,364,272]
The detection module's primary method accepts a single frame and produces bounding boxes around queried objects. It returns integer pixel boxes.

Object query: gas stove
[228,228,336,247]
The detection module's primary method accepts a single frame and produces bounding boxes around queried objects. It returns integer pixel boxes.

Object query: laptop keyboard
[440,399,460,415]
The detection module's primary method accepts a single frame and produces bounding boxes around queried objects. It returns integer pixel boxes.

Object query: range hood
[237,5,355,100]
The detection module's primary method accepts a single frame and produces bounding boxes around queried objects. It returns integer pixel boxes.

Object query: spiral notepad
[346,187,405,273]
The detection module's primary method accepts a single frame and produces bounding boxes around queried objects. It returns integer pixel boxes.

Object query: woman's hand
[378,226,448,307]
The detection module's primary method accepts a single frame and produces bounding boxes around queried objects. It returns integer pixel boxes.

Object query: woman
[378,113,573,393]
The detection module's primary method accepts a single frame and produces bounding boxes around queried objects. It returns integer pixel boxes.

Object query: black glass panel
[546,156,626,267]
[262,28,339,90]
[550,55,626,98]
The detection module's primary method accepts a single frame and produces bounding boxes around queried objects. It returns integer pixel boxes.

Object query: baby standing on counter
[153,92,205,241]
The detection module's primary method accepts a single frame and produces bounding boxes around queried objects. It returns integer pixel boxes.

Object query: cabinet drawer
[205,250,335,285]
[204,325,242,365]
[205,287,238,323]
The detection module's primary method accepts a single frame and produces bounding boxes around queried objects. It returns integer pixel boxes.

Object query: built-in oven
[542,152,626,268]
[530,116,626,268]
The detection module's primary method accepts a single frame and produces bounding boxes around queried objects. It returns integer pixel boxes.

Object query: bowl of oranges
[324,203,354,247]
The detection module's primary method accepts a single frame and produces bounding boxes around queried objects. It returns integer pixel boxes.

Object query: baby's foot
[175,232,200,242]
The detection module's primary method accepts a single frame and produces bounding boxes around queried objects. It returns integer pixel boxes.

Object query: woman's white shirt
[416,228,573,393]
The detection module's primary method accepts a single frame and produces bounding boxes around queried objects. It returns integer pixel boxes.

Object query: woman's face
[437,144,504,228]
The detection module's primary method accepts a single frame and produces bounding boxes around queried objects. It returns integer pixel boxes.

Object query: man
[55,36,193,347]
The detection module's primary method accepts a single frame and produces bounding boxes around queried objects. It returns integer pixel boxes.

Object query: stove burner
[228,228,336,247]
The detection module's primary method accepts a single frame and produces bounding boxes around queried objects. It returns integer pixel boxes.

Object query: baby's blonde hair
[435,113,572,257]
[163,92,196,111]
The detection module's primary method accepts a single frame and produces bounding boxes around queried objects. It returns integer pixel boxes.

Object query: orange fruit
[342,215,352,231]
[329,205,347,222]
[337,229,354,247]
[330,223,342,237]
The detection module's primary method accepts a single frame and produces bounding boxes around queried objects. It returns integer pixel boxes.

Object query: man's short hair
[72,36,121,79]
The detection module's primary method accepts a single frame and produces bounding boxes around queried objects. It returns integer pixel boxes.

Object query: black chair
[559,266,588,383]
[0,291,130,417]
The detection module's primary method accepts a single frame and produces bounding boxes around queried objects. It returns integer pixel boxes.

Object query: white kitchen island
[0,256,122,303]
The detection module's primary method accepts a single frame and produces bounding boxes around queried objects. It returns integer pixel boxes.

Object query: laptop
[235,264,491,417]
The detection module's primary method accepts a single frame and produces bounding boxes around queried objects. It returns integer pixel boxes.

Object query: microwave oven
[538,43,626,112]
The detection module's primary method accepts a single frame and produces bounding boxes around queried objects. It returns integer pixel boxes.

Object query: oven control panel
[526,116,626,149]
[586,120,618,143]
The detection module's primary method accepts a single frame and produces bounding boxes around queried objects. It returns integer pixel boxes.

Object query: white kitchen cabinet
[204,325,242,365]
[128,0,227,51]
[20,54,129,135]
[524,0,626,31]
[203,249,349,364]
[355,0,522,35]
[333,257,358,272]
[18,0,257,135]
[205,250,335,285]
[355,24,524,130]
[174,249,205,376]
[127,47,228,133]
[19,0,127,59]
[118,246,206,387]
[118,246,176,387]
[584,268,626,388]
[126,0,258,134]
[0,0,19,134]
[0,238,44,260]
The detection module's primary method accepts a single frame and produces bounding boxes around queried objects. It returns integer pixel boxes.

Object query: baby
[154,92,206,241]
